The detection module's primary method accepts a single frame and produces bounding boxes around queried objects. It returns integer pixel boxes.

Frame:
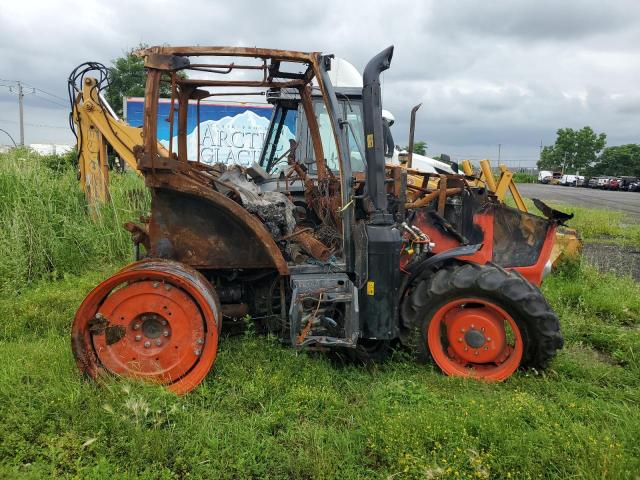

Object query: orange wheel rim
[72,261,219,394]
[427,298,523,381]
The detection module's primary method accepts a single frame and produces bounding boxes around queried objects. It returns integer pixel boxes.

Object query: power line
[0,127,17,146]
[30,93,68,108]
[25,84,68,103]
[0,78,71,144]
[0,85,67,108]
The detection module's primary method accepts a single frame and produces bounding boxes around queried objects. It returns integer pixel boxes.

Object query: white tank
[327,57,363,88]
[314,58,363,88]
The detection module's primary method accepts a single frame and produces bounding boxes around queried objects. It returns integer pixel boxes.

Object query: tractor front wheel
[405,263,563,381]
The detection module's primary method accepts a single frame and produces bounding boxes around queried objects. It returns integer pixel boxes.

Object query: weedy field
[0,150,639,479]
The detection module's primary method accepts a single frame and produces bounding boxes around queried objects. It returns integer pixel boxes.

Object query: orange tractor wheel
[404,263,563,381]
[426,298,523,381]
[71,259,220,394]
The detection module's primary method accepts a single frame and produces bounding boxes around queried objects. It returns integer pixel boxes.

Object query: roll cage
[135,46,358,269]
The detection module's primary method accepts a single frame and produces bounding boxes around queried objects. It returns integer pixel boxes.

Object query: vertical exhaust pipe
[407,103,422,169]
[362,45,394,223]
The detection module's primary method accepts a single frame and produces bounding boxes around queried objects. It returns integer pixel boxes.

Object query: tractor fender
[145,173,289,275]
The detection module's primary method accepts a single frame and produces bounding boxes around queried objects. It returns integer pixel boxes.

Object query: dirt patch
[582,243,640,282]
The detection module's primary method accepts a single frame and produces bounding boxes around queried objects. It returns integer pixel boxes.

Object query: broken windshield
[261,97,365,175]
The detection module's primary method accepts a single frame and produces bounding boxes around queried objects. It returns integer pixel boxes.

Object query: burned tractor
[71,46,563,394]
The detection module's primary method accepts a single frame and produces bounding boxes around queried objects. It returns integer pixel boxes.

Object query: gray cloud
[0,0,638,166]
[428,1,635,42]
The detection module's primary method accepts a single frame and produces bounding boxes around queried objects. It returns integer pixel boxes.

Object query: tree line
[537,126,640,177]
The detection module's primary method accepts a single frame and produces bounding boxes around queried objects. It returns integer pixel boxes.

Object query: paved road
[517,183,640,221]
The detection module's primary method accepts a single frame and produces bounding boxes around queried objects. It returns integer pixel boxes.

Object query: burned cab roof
[137,46,325,89]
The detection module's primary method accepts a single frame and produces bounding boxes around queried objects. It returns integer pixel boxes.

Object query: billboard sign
[124,97,296,166]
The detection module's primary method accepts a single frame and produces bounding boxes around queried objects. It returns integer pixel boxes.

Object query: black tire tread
[405,263,563,371]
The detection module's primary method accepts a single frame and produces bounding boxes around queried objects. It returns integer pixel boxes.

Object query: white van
[538,170,553,183]
[560,175,585,186]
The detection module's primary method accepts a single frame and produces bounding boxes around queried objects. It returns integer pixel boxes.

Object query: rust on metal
[146,172,289,274]
[71,259,221,395]
[405,188,462,209]
[406,103,422,168]
[123,221,150,251]
[290,227,332,262]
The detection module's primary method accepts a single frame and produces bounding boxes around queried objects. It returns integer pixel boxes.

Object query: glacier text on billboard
[124,98,296,166]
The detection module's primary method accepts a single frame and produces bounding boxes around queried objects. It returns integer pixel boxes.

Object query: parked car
[629,181,640,192]
[607,178,621,190]
[619,176,638,191]
[595,176,616,189]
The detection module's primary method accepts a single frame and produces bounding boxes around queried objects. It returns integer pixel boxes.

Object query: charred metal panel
[149,188,282,270]
[492,204,550,268]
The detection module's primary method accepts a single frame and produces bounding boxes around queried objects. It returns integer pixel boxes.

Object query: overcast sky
[1,0,638,166]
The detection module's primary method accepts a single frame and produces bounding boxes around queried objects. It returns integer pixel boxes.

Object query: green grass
[1,150,639,478]
[511,172,537,184]
[508,197,640,247]
[0,264,639,479]
[0,149,148,293]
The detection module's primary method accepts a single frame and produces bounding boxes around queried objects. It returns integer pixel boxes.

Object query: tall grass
[0,148,148,293]
[512,171,537,183]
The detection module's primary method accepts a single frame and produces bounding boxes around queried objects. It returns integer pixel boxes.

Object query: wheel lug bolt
[474,350,479,356]
[144,341,151,348]
[133,323,140,330]
[481,327,485,332]
[155,339,162,346]
[458,337,463,343]
[194,349,202,356]
[163,331,169,337]
[460,328,466,333]
[152,281,159,288]
[196,338,204,345]
[484,346,489,350]
[470,324,475,329]
[164,284,172,291]
[487,337,492,342]
[464,347,468,352]
[161,320,168,326]
[135,335,142,341]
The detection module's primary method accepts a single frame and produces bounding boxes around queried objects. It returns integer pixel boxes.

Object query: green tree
[105,44,180,117]
[404,140,427,156]
[590,144,640,177]
[537,127,606,173]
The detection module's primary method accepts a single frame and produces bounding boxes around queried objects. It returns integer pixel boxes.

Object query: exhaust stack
[362,45,394,223]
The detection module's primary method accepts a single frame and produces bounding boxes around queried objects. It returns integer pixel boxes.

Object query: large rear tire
[71,259,220,394]
[404,263,563,380]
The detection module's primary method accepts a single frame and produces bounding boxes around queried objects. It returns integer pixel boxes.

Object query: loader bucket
[550,227,583,267]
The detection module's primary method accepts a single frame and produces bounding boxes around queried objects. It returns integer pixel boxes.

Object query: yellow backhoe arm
[71,77,166,205]
[461,159,527,212]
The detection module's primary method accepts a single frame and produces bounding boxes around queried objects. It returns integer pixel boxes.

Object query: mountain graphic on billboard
[161,110,295,166]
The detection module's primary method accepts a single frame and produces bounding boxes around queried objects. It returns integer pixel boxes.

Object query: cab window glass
[313,102,340,173]
[261,106,297,174]
[344,102,365,172]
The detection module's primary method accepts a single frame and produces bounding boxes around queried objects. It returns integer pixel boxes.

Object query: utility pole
[8,81,34,146]
[17,82,24,146]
